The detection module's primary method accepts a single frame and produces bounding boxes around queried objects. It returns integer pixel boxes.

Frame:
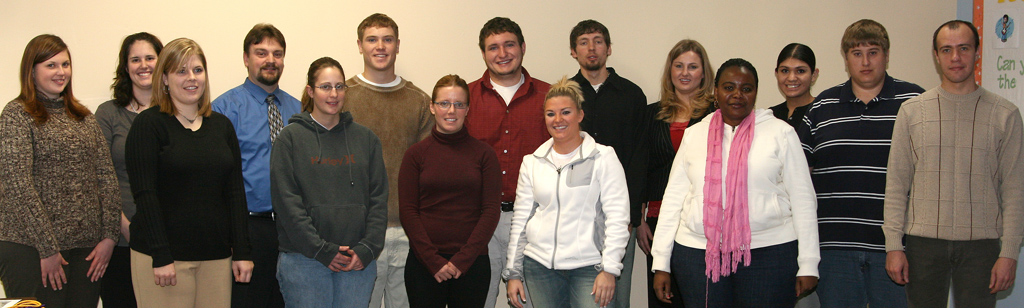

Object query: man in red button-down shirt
[465,17,550,308]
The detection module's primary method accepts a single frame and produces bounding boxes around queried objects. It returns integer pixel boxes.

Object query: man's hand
[990,257,1017,294]
[886,251,909,285]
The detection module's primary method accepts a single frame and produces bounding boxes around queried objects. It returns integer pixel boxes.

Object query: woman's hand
[434,262,462,283]
[653,270,674,303]
[40,252,68,290]
[795,276,817,297]
[637,219,654,255]
[338,246,365,271]
[507,279,527,308]
[86,238,116,281]
[592,271,615,307]
[153,263,176,287]
[233,260,254,283]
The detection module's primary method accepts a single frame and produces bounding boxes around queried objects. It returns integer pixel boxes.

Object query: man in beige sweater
[883,20,1024,307]
[342,13,433,308]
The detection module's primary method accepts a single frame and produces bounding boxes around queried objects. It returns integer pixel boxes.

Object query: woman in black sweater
[125,38,252,308]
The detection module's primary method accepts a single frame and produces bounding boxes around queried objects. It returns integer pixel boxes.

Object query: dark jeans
[905,235,999,308]
[671,241,799,308]
[644,217,684,308]
[816,249,906,308]
[0,242,101,308]
[100,245,137,307]
[405,252,490,308]
[231,215,284,308]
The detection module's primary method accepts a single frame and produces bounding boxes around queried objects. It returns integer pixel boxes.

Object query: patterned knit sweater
[343,76,434,226]
[883,86,1024,259]
[0,98,121,258]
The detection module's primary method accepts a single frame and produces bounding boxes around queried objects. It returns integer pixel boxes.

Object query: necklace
[180,113,198,124]
[129,101,140,113]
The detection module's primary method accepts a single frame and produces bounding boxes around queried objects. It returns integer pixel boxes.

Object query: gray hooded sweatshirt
[270,111,387,266]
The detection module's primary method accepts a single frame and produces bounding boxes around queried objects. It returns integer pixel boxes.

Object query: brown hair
[357,13,399,41]
[300,57,345,113]
[569,19,611,49]
[111,32,163,107]
[657,39,714,123]
[18,34,90,125]
[243,23,286,55]
[151,38,212,117]
[841,19,890,54]
[478,17,525,51]
[431,74,470,104]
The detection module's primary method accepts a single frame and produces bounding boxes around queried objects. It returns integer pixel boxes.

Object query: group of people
[0,12,1020,308]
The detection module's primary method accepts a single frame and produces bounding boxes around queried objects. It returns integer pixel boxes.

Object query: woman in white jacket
[650,58,819,307]
[503,77,630,308]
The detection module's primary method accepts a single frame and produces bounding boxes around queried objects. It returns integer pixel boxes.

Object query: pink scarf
[702,110,754,282]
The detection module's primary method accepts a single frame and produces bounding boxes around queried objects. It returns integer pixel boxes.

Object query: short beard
[256,71,281,86]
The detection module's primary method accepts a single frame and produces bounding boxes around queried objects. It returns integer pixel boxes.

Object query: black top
[126,108,251,267]
[645,101,715,203]
[572,68,649,227]
[769,101,810,128]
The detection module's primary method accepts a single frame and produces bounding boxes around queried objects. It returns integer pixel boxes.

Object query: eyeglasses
[433,101,468,109]
[315,84,348,92]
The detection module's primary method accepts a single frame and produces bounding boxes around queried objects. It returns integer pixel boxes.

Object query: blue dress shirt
[213,78,302,212]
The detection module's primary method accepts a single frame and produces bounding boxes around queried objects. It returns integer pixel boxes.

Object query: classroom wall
[0,1,960,307]
[1,0,955,112]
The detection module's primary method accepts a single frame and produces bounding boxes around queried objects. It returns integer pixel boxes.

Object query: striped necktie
[267,94,282,144]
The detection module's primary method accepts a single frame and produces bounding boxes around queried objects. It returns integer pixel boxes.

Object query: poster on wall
[994,10,1018,48]
[983,1,1024,109]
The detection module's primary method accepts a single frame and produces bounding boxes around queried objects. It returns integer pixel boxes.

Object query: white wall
[0,0,961,307]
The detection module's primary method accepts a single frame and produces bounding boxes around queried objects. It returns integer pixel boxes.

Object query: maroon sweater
[399,127,501,274]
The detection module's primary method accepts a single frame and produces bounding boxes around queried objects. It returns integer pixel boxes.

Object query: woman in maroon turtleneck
[398,74,501,307]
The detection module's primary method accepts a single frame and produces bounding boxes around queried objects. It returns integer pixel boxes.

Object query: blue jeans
[670,241,799,308]
[816,250,907,308]
[277,252,377,308]
[523,256,602,308]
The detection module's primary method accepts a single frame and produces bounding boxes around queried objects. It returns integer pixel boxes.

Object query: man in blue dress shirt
[212,23,301,308]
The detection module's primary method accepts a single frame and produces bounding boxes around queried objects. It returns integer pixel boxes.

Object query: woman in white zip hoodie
[503,77,630,308]
[650,59,819,307]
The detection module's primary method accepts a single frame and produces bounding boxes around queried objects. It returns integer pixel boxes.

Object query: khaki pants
[131,249,232,308]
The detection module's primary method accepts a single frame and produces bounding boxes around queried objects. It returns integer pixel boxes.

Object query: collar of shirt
[242,78,284,106]
[837,73,897,105]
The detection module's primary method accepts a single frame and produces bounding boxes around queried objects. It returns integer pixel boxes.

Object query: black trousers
[0,241,101,308]
[231,216,284,308]
[405,252,490,308]
[100,245,137,307]
[645,217,684,308]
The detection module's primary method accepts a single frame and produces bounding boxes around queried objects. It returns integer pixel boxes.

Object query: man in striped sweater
[796,19,923,308]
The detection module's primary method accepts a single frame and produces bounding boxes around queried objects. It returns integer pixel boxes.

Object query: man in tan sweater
[342,13,433,308]
[883,20,1024,307]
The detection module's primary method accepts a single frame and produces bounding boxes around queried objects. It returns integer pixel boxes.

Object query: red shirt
[465,68,551,203]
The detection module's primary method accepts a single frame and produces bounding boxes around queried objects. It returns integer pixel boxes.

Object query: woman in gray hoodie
[270,57,388,307]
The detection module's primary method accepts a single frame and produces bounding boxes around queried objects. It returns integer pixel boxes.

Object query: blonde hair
[152,38,212,117]
[657,39,714,123]
[545,76,584,110]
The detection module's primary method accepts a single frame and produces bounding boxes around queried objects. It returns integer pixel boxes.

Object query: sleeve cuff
[884,233,906,252]
[1000,237,1023,260]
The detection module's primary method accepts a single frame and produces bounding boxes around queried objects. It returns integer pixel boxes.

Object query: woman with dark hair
[399,74,501,307]
[504,76,630,308]
[641,39,716,307]
[651,59,819,307]
[270,57,387,307]
[770,43,819,127]
[0,34,121,308]
[126,38,252,308]
[95,32,163,307]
